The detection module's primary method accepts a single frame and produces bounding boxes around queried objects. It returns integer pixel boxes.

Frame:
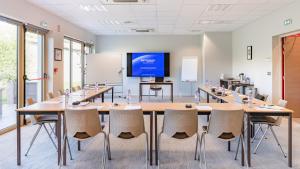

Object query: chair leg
[101,132,107,169]
[158,132,162,169]
[203,134,207,169]
[66,137,73,160]
[270,126,287,158]
[240,135,249,168]
[106,134,111,160]
[48,123,56,137]
[161,89,163,100]
[145,133,149,169]
[251,124,262,143]
[25,124,42,156]
[254,125,269,154]
[194,133,199,160]
[43,124,58,150]
[235,137,241,160]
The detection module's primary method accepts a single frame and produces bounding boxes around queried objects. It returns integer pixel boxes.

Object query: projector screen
[127,52,170,77]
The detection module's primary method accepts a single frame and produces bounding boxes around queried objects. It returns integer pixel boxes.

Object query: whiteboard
[181,57,198,82]
[86,53,123,84]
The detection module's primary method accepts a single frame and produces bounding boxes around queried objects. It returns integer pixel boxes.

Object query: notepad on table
[124,105,142,110]
[195,105,212,111]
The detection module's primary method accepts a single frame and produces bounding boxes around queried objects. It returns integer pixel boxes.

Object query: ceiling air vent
[132,28,154,33]
[112,0,139,2]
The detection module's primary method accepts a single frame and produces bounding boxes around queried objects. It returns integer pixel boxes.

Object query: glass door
[64,39,71,91]
[0,20,18,130]
[63,38,84,90]
[71,41,83,88]
[24,31,44,102]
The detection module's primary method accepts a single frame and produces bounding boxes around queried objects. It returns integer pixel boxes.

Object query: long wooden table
[16,86,113,166]
[139,81,174,102]
[198,85,293,168]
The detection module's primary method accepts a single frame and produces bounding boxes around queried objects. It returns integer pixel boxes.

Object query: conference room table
[16,86,113,166]
[198,85,294,168]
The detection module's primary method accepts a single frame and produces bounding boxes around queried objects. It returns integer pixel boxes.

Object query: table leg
[57,113,61,165]
[228,141,231,151]
[63,113,67,165]
[206,93,209,103]
[155,112,158,165]
[171,84,173,102]
[17,112,21,165]
[150,112,153,165]
[241,119,245,166]
[288,114,292,167]
[102,93,104,102]
[247,113,251,167]
[111,87,114,103]
[139,84,142,102]
[101,93,105,122]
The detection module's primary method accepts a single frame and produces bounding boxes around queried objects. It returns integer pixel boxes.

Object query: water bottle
[248,87,254,108]
[95,82,98,90]
[65,89,70,108]
[194,90,200,105]
[127,89,131,104]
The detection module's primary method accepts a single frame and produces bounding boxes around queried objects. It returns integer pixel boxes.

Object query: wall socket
[267,72,272,76]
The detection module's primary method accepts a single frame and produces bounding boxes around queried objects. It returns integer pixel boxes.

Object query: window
[64,37,90,90]
[0,19,18,130]
[24,31,44,102]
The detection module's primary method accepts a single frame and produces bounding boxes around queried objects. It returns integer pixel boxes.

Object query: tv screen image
[132,52,164,77]
[127,52,170,77]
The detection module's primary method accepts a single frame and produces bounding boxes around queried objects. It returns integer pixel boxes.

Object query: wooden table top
[16,101,293,114]
[16,85,292,114]
[198,85,293,113]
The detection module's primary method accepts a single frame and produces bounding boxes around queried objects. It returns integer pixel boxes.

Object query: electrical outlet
[267,72,271,76]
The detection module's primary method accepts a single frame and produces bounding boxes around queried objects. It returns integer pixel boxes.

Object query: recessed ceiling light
[80,4,107,12]
[206,4,232,12]
[123,21,134,24]
[190,30,202,33]
[99,20,120,25]
[198,20,231,24]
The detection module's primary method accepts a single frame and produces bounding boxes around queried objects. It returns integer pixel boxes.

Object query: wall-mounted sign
[284,18,293,26]
[247,46,252,60]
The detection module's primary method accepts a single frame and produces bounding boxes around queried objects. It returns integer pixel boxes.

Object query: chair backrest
[26,98,39,124]
[71,86,81,92]
[273,99,288,126]
[65,108,102,140]
[57,90,64,96]
[47,92,54,100]
[228,85,233,90]
[235,86,241,93]
[255,93,268,101]
[208,109,244,140]
[109,109,145,138]
[150,84,162,90]
[163,109,198,138]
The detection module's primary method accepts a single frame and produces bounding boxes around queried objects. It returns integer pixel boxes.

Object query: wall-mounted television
[127,52,170,77]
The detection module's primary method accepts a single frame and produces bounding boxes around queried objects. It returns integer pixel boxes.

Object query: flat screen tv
[127,52,170,77]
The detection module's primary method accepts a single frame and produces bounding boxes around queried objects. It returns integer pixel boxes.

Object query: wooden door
[284,35,300,117]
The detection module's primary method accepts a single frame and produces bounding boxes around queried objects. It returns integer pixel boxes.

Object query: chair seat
[150,87,162,91]
[251,116,276,124]
[74,132,91,139]
[37,115,58,123]
[172,132,189,139]
[202,125,235,140]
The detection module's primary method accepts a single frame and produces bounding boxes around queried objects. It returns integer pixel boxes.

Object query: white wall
[0,0,96,93]
[95,35,203,96]
[203,32,232,84]
[232,1,300,100]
